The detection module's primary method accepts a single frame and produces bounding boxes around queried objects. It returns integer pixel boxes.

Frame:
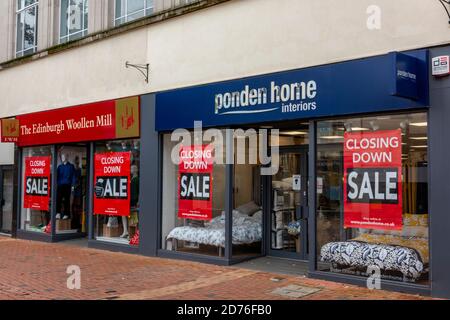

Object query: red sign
[178,145,214,221]
[343,129,403,230]
[23,156,51,211]
[94,152,131,216]
[16,97,140,147]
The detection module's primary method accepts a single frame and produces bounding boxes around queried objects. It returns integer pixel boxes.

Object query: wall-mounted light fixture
[438,0,450,24]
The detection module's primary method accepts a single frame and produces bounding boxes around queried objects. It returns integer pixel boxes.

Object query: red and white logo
[432,56,450,77]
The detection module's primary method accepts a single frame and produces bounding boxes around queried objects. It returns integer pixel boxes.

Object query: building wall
[0,0,14,64]
[429,46,450,299]
[1,0,449,118]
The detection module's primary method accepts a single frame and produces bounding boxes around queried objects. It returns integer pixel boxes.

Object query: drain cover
[271,284,321,298]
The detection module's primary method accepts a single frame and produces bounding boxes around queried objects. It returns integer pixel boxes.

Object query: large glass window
[115,0,154,26]
[232,130,263,258]
[55,145,88,234]
[16,0,39,57]
[60,0,88,43]
[161,132,227,257]
[316,112,429,285]
[20,146,53,233]
[94,139,140,245]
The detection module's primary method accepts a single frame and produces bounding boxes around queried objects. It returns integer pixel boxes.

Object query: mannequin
[56,153,75,220]
[71,156,82,230]
[120,164,139,238]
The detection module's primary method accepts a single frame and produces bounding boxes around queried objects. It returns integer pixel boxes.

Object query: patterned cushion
[320,241,424,280]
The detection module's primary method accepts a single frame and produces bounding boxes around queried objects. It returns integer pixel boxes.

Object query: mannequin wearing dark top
[71,156,83,229]
[56,153,75,220]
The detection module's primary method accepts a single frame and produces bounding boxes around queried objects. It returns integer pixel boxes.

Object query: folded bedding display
[167,210,262,248]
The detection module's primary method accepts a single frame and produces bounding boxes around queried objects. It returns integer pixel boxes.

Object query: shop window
[20,146,53,233]
[60,0,88,44]
[232,130,263,258]
[93,139,140,245]
[161,132,227,257]
[316,112,429,285]
[115,0,154,26]
[16,0,39,57]
[55,145,88,234]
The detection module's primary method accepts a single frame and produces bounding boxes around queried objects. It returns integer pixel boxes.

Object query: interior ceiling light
[411,145,428,148]
[410,122,428,127]
[283,131,308,135]
[350,127,370,131]
[410,137,428,140]
[320,135,344,139]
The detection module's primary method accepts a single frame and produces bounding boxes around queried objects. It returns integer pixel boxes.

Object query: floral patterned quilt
[320,237,426,280]
[167,211,262,248]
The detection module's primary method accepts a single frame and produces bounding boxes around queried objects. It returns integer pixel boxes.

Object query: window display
[232,131,263,257]
[162,133,227,257]
[94,139,140,245]
[20,146,53,233]
[55,145,87,234]
[316,112,429,284]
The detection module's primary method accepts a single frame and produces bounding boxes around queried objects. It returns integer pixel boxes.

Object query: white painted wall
[1,0,450,118]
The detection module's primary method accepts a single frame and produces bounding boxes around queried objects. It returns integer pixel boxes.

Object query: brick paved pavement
[0,237,432,300]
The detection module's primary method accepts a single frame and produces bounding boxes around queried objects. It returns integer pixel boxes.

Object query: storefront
[10,96,142,252]
[0,120,17,236]
[152,48,442,295]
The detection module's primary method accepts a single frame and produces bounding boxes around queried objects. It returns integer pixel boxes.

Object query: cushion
[320,241,424,280]
[236,201,261,216]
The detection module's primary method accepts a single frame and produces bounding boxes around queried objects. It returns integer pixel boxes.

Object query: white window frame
[114,0,154,26]
[59,0,89,44]
[15,0,39,58]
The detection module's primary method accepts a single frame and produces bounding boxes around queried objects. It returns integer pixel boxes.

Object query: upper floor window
[60,0,89,43]
[16,0,39,57]
[115,0,154,26]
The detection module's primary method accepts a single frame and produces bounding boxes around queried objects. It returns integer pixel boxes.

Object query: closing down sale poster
[24,156,51,211]
[94,152,131,216]
[344,129,403,230]
[178,145,214,221]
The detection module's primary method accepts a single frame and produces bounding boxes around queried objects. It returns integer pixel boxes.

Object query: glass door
[269,148,308,260]
[0,167,14,234]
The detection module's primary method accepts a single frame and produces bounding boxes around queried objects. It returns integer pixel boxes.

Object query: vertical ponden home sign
[178,145,214,221]
[94,152,131,216]
[24,156,51,211]
[344,129,403,230]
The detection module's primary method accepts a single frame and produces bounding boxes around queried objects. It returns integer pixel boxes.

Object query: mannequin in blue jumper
[56,153,75,220]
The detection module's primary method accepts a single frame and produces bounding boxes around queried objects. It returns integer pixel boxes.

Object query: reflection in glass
[115,0,154,25]
[60,0,89,43]
[16,0,38,57]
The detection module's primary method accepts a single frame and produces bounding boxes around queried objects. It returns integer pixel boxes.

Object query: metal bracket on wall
[439,0,450,24]
[125,62,150,83]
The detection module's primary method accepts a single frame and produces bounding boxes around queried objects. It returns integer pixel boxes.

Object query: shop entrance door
[268,147,309,260]
[0,166,14,234]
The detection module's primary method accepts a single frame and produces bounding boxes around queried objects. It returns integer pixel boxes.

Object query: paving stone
[0,237,435,300]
